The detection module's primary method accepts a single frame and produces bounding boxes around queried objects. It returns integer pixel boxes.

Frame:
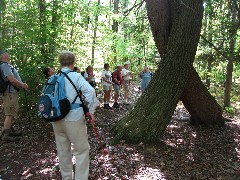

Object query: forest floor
[0,83,240,180]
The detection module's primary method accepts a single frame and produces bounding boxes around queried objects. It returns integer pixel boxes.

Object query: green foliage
[224,106,236,115]
[0,0,157,117]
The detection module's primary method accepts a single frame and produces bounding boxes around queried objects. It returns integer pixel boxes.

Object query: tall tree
[224,0,239,108]
[91,0,101,66]
[0,0,6,49]
[113,0,225,143]
[39,0,48,62]
[112,0,119,62]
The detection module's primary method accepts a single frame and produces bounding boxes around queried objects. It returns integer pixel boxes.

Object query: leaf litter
[0,83,239,179]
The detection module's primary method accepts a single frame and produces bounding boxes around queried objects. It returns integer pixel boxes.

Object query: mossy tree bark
[113,0,224,143]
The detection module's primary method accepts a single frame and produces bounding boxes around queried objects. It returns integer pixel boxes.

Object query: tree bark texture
[113,0,205,143]
[180,67,224,125]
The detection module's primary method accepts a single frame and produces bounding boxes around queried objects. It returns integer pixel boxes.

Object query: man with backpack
[0,50,28,142]
[51,51,98,180]
[112,65,122,108]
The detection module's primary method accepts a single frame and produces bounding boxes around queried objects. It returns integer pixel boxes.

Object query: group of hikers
[0,49,153,179]
[43,61,153,110]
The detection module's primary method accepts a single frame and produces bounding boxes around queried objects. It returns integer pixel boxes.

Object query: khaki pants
[52,117,90,180]
[2,92,19,119]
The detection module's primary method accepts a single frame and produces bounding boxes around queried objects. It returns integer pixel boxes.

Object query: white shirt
[101,70,112,86]
[122,68,130,80]
[61,67,99,121]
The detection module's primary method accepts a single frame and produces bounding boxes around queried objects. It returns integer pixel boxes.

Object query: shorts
[103,85,112,91]
[113,84,121,95]
[122,80,129,92]
[3,92,19,119]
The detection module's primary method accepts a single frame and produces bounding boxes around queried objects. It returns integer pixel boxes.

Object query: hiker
[0,50,28,142]
[112,64,122,108]
[121,62,131,105]
[138,66,153,92]
[42,67,55,79]
[83,65,96,88]
[101,63,113,109]
[73,66,81,73]
[52,51,98,180]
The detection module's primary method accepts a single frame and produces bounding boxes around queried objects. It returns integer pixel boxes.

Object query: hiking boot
[113,102,120,108]
[2,129,20,142]
[107,104,113,110]
[103,104,109,109]
[104,104,113,110]
[10,127,22,136]
[123,100,130,105]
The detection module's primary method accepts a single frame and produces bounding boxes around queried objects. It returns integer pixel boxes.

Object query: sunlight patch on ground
[134,167,166,180]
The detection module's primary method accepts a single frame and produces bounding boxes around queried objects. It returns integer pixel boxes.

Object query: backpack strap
[0,61,19,92]
[61,71,90,116]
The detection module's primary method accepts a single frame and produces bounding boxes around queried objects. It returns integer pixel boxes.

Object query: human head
[0,50,10,63]
[143,66,149,72]
[59,51,75,67]
[86,65,93,72]
[43,67,54,78]
[124,62,129,69]
[74,66,81,73]
[104,63,110,70]
[116,64,122,72]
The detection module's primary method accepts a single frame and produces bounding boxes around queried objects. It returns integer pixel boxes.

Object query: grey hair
[59,51,75,66]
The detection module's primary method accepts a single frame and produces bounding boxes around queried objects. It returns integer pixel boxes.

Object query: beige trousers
[52,118,90,180]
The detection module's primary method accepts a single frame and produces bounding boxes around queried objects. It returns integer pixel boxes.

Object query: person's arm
[78,76,98,114]
[101,71,112,84]
[113,72,120,84]
[7,75,28,90]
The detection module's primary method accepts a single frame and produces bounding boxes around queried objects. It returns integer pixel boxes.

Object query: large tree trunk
[180,67,224,125]
[113,0,207,143]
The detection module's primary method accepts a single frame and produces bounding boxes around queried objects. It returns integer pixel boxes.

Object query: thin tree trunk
[224,3,237,108]
[92,0,100,66]
[112,0,119,62]
[50,0,58,56]
[39,0,48,63]
[0,0,6,48]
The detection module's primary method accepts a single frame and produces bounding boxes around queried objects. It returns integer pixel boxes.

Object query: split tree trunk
[113,0,225,143]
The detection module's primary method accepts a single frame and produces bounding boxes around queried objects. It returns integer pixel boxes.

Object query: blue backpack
[37,70,83,122]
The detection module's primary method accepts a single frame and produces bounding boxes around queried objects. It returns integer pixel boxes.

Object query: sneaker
[123,100,130,105]
[107,104,113,110]
[10,127,22,136]
[2,129,20,142]
[113,102,120,108]
[103,104,109,109]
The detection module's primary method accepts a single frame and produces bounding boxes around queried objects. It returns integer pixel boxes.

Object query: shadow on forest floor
[0,83,239,179]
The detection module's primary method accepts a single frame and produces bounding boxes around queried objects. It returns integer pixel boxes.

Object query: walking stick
[86,112,108,156]
[24,89,30,121]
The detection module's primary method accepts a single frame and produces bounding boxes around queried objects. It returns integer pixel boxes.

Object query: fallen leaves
[0,83,239,179]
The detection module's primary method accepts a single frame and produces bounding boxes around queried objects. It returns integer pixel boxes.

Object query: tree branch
[124,0,145,16]
[200,34,229,60]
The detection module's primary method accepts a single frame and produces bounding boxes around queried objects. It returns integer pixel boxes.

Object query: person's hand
[89,114,95,125]
[22,83,28,90]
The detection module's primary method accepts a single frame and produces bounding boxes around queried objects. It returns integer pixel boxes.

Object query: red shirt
[112,70,122,85]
